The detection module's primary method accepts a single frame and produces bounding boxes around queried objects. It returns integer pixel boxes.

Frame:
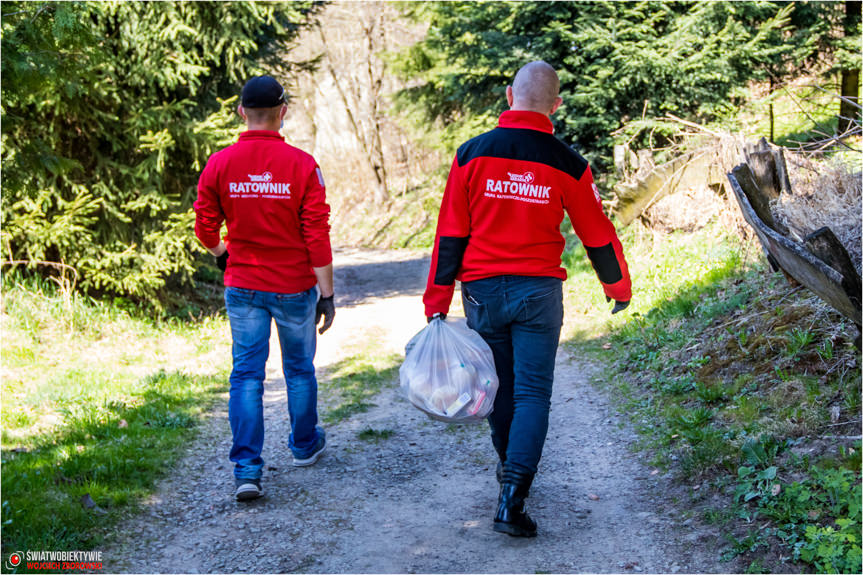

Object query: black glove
[427,313,447,323]
[216,250,229,272]
[316,294,335,334]
[606,295,630,314]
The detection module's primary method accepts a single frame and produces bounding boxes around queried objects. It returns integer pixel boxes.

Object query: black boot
[493,468,537,537]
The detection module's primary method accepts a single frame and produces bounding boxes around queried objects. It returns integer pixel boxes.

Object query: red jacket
[194,130,332,294]
[423,110,631,316]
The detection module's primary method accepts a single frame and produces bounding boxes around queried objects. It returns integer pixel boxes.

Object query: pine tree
[1,1,316,306]
[392,1,825,167]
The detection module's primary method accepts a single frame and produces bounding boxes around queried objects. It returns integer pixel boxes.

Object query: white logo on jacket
[484,171,551,204]
[229,172,291,198]
[507,171,535,184]
[248,172,273,183]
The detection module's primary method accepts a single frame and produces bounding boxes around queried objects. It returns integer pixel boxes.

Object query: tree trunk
[317,19,389,204]
[839,0,861,135]
[363,13,389,204]
[769,75,775,143]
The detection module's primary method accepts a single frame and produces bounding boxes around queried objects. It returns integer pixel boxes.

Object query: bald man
[423,61,632,537]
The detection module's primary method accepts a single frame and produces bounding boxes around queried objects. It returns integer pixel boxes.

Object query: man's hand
[207,241,228,271]
[316,294,335,334]
[216,250,229,272]
[427,312,447,323]
[606,295,630,315]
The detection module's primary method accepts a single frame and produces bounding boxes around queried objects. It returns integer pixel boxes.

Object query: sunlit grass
[734,81,841,147]
[319,352,401,424]
[2,275,230,447]
[560,217,861,573]
[1,275,232,567]
[562,220,751,343]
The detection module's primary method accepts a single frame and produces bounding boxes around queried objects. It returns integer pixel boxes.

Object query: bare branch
[662,113,723,137]
[804,83,863,110]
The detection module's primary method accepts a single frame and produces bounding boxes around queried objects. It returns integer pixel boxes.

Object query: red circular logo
[9,553,21,566]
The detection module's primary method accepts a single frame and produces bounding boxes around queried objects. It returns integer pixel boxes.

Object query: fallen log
[727,140,862,326]
[612,150,726,226]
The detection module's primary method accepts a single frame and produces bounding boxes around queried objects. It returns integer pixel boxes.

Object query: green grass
[1,370,226,559]
[356,428,395,442]
[735,81,841,147]
[1,275,231,568]
[562,220,749,344]
[2,275,229,445]
[733,457,863,573]
[319,353,401,425]
[562,219,862,573]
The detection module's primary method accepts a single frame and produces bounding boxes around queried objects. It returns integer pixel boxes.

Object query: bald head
[507,61,562,115]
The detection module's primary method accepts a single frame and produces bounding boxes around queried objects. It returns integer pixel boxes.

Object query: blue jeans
[224,286,323,480]
[461,276,563,477]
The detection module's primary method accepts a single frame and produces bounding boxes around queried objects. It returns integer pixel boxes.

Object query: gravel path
[106,248,734,573]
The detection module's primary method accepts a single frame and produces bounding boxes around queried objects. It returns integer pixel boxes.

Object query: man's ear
[237,105,247,122]
[506,86,514,108]
[549,96,563,116]
[279,104,288,121]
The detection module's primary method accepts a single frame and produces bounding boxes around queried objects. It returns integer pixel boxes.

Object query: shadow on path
[333,249,430,308]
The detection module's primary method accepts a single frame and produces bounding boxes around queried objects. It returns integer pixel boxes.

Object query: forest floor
[105,248,742,574]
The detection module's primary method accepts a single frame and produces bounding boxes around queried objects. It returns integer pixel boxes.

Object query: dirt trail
[107,249,731,574]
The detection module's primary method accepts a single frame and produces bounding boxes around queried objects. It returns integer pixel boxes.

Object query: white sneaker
[234,479,263,501]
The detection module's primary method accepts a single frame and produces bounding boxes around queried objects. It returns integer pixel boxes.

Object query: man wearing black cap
[195,75,335,501]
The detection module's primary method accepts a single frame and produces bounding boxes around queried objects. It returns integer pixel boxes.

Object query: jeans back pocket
[462,287,492,334]
[272,288,313,324]
[521,282,563,327]
[224,287,257,319]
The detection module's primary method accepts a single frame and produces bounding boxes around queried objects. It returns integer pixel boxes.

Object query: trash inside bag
[400,317,498,423]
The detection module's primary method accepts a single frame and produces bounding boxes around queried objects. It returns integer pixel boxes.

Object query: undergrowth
[1,275,231,570]
[319,352,401,425]
[563,220,862,573]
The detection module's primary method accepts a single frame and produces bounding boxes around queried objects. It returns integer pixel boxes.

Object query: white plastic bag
[400,317,498,423]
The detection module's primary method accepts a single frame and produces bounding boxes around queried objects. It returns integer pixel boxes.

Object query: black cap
[241,75,286,108]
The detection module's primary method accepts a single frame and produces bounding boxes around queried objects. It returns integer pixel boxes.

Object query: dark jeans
[461,275,564,477]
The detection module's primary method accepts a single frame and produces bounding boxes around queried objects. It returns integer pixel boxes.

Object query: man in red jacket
[423,61,632,537]
[195,76,334,501]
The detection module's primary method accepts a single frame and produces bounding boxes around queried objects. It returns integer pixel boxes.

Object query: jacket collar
[239,130,284,140]
[497,110,554,134]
